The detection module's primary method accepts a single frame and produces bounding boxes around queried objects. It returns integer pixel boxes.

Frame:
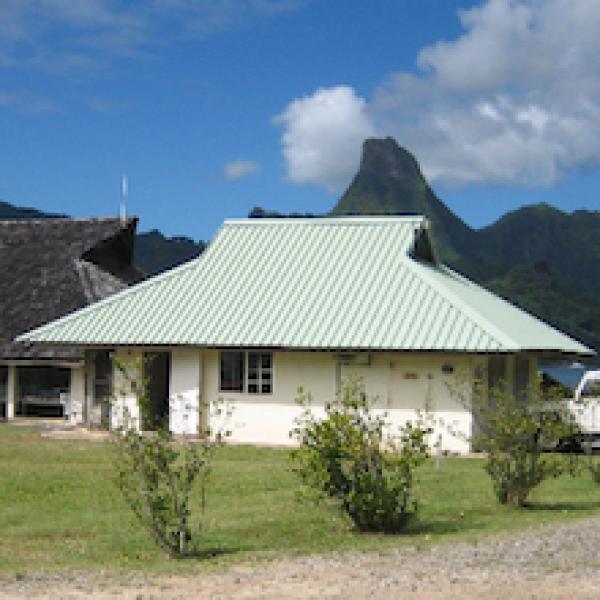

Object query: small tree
[290,376,430,533]
[449,373,579,507]
[112,356,232,558]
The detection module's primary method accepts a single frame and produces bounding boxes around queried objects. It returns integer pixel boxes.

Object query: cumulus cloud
[224,160,261,180]
[274,86,374,192]
[277,0,600,190]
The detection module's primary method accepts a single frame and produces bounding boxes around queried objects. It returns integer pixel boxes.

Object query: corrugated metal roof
[19,216,593,355]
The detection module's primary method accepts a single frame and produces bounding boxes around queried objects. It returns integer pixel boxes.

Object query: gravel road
[2,517,600,599]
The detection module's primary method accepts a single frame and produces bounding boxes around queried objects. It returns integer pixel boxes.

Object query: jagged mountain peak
[332,136,475,264]
[357,137,424,183]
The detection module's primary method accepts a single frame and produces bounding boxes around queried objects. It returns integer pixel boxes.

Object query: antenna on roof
[120,172,128,223]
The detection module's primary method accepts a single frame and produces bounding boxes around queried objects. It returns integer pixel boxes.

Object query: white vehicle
[541,367,600,453]
[567,370,600,452]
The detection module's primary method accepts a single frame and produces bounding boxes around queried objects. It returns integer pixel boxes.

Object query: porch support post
[85,351,96,428]
[6,365,17,420]
[505,354,516,396]
[69,365,86,424]
[529,355,539,388]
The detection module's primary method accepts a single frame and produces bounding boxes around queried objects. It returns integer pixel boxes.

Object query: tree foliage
[290,376,430,533]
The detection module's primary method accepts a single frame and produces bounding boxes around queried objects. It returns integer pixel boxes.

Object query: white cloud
[277,0,600,189]
[224,160,260,180]
[274,86,374,193]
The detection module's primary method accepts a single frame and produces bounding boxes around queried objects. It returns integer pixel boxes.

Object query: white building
[20,217,593,452]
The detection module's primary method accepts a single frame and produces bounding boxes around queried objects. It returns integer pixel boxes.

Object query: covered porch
[1,351,113,426]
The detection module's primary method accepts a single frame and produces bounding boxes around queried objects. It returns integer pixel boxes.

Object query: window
[220,352,244,392]
[581,379,600,399]
[219,351,273,394]
[248,352,272,394]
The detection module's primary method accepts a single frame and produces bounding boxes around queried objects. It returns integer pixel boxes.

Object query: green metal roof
[19,216,593,355]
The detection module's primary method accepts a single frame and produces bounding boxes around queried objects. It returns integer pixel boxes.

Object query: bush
[290,376,430,533]
[450,375,579,507]
[113,427,218,557]
[112,356,231,558]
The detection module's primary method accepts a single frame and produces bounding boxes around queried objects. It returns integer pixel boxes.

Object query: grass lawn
[1,422,600,575]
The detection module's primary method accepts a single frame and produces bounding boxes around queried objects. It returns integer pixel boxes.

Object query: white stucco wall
[201,350,335,445]
[169,348,202,435]
[200,350,478,453]
[105,347,540,453]
[339,354,478,453]
[111,348,142,431]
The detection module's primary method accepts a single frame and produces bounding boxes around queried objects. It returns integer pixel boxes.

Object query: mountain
[479,203,600,297]
[0,199,205,276]
[134,230,205,276]
[332,137,478,265]
[0,200,66,220]
[331,137,600,354]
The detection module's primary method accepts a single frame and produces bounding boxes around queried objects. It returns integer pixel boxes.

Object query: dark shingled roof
[0,217,143,360]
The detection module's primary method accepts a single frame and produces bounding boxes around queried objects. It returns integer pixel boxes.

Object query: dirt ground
[2,516,600,599]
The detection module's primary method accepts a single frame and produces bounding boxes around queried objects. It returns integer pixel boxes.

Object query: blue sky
[1,0,599,241]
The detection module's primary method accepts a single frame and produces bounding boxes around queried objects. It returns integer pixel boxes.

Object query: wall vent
[336,353,371,366]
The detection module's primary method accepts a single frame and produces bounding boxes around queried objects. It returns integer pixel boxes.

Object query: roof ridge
[0,216,137,224]
[225,215,427,226]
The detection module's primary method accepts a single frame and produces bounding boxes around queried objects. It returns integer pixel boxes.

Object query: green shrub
[112,356,231,558]
[450,375,579,507]
[290,376,430,533]
[113,427,217,557]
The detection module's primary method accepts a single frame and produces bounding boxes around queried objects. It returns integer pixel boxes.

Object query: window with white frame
[219,351,273,394]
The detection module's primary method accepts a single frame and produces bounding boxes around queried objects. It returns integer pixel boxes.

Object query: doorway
[143,351,171,429]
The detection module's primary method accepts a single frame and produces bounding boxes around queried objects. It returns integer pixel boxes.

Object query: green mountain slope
[134,230,205,276]
[479,203,600,297]
[0,200,66,220]
[486,261,600,353]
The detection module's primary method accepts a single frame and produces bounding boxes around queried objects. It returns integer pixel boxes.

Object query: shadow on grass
[182,547,240,560]
[522,500,600,511]
[406,519,487,537]
[353,517,488,538]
